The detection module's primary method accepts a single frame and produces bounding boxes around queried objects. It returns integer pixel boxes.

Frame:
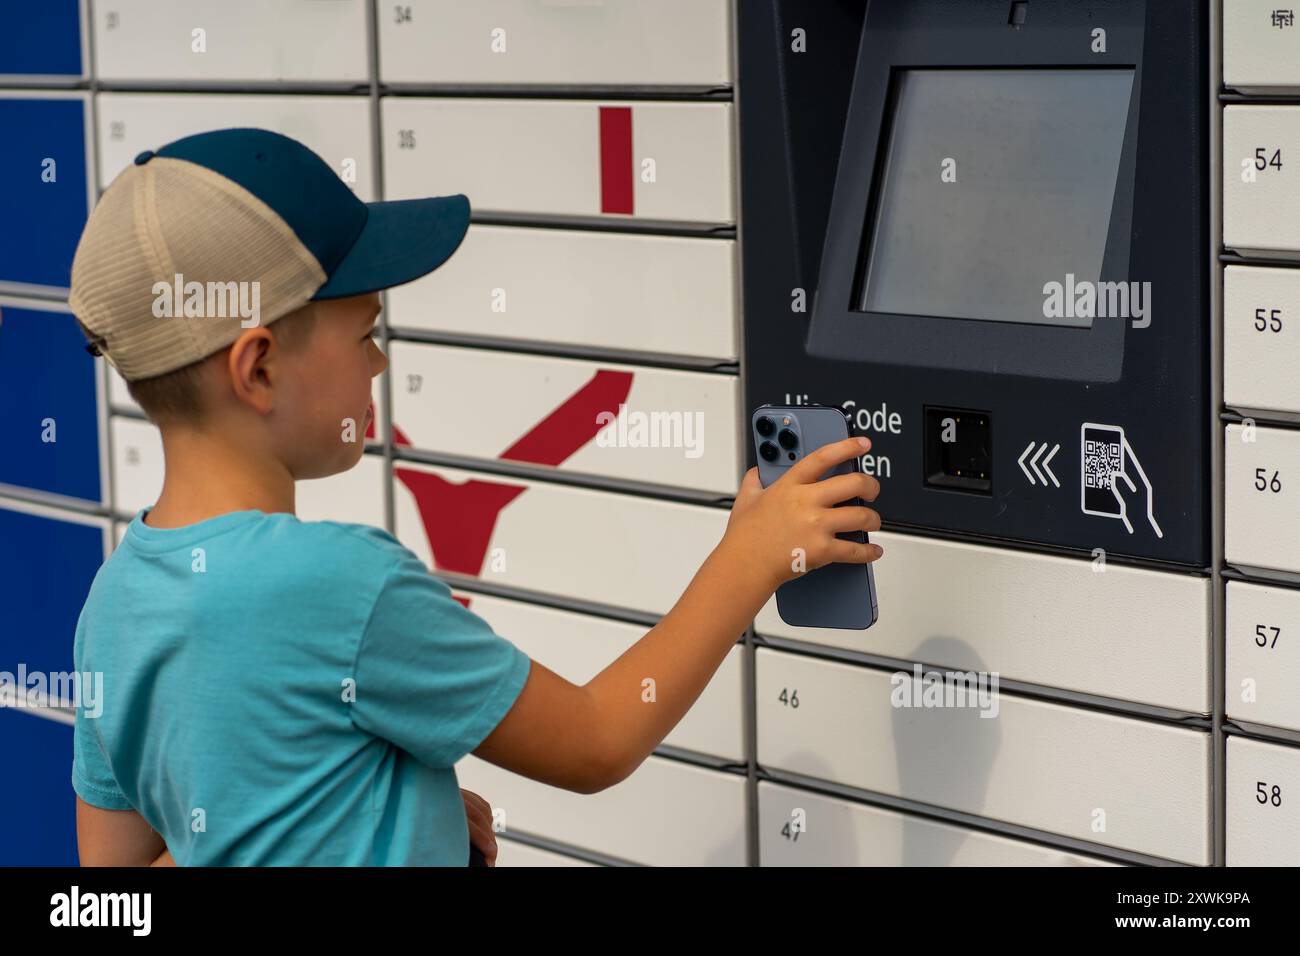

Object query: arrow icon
[1019,441,1061,488]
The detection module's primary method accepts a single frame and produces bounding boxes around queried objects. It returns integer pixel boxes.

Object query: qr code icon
[1083,439,1121,490]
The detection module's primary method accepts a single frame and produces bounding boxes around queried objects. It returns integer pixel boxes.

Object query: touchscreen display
[860,69,1135,328]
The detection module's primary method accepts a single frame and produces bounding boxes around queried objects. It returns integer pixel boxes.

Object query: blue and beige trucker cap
[69,127,469,381]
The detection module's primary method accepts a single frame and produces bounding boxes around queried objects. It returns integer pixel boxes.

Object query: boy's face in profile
[263,291,387,481]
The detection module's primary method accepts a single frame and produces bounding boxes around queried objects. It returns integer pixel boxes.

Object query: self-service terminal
[739,0,1210,567]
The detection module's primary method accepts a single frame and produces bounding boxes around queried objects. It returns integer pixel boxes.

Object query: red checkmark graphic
[394,369,634,577]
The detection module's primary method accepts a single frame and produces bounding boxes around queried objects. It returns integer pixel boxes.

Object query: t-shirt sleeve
[349,550,532,768]
[72,707,133,811]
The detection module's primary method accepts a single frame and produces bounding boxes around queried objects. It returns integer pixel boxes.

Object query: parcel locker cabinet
[393,462,728,616]
[454,590,744,762]
[92,0,369,84]
[0,92,92,293]
[382,99,735,224]
[0,500,108,679]
[96,93,376,201]
[738,0,1211,566]
[0,299,104,503]
[0,0,84,81]
[0,710,78,866]
[379,0,732,89]
[389,342,741,495]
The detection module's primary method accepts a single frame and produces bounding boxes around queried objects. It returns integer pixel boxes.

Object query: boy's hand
[722,436,882,594]
[461,788,498,866]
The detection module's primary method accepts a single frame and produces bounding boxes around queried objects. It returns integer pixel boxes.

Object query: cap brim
[311,194,470,300]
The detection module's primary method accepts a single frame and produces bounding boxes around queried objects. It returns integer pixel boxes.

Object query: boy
[69,128,882,866]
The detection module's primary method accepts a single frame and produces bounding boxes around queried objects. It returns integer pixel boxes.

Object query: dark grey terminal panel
[739,0,1210,566]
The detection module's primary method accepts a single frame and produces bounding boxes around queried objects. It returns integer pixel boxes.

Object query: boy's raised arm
[473,437,881,793]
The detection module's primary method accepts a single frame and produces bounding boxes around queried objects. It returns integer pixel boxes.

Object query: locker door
[0,709,78,866]
[0,299,103,503]
[385,224,739,361]
[0,500,108,679]
[1225,736,1300,866]
[92,0,368,83]
[378,0,732,88]
[0,92,92,293]
[110,417,164,516]
[0,0,84,81]
[457,590,744,761]
[758,783,1121,867]
[297,454,387,527]
[382,98,734,224]
[456,754,746,866]
[389,342,741,494]
[393,462,728,616]
[96,93,376,201]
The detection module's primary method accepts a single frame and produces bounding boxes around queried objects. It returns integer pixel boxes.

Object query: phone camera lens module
[755,416,775,437]
[777,428,798,450]
[759,441,779,462]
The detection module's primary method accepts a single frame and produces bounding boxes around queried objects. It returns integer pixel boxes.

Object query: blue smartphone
[752,404,878,630]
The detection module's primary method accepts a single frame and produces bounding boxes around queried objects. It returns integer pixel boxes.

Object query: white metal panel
[1225,423,1300,574]
[96,93,376,200]
[758,782,1121,867]
[389,342,740,494]
[110,415,163,515]
[386,224,738,361]
[1225,736,1300,866]
[107,365,137,413]
[392,461,727,615]
[92,0,369,83]
[1223,106,1300,257]
[1223,265,1300,413]
[382,98,734,223]
[1226,581,1300,734]
[455,590,744,761]
[755,648,1212,864]
[456,754,746,866]
[379,0,732,88]
[754,529,1211,714]
[297,454,386,527]
[1224,0,1300,93]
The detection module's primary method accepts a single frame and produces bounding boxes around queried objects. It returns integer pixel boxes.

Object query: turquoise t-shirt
[71,509,532,866]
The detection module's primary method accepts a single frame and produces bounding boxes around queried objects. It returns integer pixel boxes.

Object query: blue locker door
[0,708,78,865]
[0,0,83,79]
[0,94,91,291]
[0,504,105,678]
[0,302,102,502]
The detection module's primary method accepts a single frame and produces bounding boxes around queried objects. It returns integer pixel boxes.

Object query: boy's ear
[226,327,278,415]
